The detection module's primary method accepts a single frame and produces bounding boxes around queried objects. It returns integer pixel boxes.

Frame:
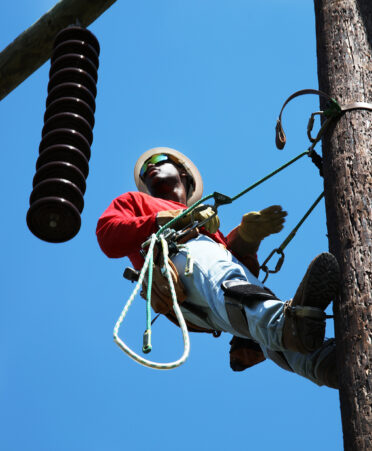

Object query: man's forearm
[226,226,261,258]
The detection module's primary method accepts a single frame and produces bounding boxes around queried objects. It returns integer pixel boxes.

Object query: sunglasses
[140,154,179,178]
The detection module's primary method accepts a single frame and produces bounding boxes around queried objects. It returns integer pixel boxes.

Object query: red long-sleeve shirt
[96,191,259,275]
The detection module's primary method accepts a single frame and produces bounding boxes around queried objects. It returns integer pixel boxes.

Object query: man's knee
[222,280,279,338]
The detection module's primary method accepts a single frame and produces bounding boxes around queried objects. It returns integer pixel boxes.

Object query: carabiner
[260,248,285,283]
[307,111,323,143]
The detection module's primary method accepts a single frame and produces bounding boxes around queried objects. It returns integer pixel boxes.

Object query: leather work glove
[157,205,220,234]
[238,205,287,244]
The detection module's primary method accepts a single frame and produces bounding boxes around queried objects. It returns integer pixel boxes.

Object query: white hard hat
[134,147,203,206]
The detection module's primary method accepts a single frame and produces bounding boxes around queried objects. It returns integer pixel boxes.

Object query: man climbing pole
[96,147,340,388]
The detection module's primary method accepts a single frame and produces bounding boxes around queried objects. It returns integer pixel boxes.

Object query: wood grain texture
[314,0,372,449]
[0,0,117,101]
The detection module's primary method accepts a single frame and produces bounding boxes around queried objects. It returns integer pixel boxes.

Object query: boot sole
[300,253,340,310]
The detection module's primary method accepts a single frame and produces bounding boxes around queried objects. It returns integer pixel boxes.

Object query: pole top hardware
[275,88,372,151]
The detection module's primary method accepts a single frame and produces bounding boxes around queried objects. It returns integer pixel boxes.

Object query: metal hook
[260,248,285,283]
[307,111,323,143]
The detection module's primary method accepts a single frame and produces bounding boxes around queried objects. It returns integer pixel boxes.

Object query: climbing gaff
[27,25,100,243]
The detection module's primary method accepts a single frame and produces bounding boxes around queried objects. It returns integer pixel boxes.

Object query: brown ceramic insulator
[26,197,81,243]
[30,178,84,213]
[49,54,98,82]
[27,25,100,243]
[53,26,100,55]
[42,113,93,145]
[39,129,91,160]
[51,40,99,69]
[46,82,96,112]
[44,97,95,129]
[48,68,97,98]
[37,145,89,179]
[33,161,87,194]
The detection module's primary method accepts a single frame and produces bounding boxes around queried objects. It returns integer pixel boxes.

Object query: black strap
[222,280,279,305]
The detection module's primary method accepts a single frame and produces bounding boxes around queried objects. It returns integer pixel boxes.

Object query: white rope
[113,233,191,370]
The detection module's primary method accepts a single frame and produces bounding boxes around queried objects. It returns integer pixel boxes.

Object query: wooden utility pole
[314,1,372,449]
[0,0,117,101]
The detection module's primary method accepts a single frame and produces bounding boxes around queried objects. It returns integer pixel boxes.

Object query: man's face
[143,158,186,200]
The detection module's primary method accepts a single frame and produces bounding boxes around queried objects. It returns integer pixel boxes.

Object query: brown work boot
[282,253,340,354]
[314,339,339,389]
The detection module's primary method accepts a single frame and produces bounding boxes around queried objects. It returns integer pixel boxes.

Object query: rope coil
[113,234,191,370]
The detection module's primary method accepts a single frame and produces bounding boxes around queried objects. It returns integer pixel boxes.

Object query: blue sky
[1,1,342,450]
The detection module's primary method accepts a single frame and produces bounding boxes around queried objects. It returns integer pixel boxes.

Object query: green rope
[279,192,325,251]
[155,194,214,238]
[230,151,309,203]
[151,148,317,245]
[259,192,325,282]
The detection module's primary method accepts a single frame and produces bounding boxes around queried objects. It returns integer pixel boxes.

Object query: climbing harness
[114,89,372,369]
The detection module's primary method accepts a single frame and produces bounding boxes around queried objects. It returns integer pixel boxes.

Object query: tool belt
[140,260,219,336]
[140,228,223,335]
[141,257,187,314]
[140,229,195,315]
[140,255,222,335]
